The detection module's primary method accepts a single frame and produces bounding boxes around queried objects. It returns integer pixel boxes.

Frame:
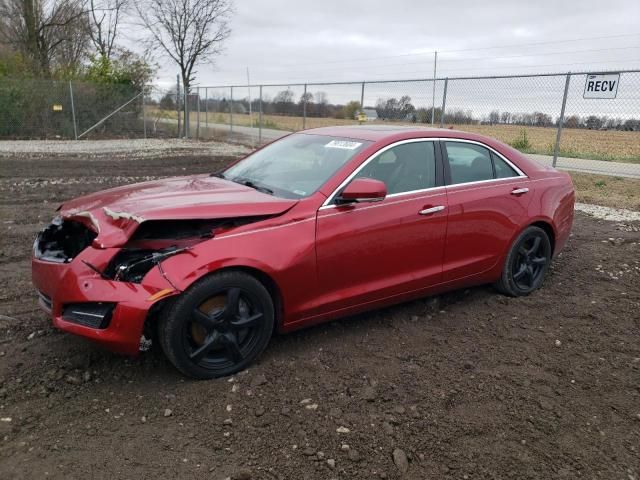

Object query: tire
[495,226,552,297]
[158,271,275,379]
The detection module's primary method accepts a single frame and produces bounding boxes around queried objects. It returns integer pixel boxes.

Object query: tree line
[485,110,639,131]
[159,89,640,131]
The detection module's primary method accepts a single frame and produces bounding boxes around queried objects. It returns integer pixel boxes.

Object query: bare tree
[0,0,89,76]
[136,0,232,135]
[87,0,126,59]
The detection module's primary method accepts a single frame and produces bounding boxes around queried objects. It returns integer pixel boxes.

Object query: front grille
[35,218,97,263]
[37,291,52,312]
[62,302,115,329]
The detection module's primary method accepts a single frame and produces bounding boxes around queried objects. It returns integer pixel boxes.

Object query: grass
[570,172,640,210]
[149,107,640,164]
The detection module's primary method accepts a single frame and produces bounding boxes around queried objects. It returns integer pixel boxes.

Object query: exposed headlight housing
[105,246,188,283]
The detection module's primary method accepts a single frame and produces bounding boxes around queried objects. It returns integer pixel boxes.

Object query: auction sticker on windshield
[324,140,363,150]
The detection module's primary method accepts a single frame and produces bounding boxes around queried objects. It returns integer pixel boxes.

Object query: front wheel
[158,271,275,379]
[495,226,552,297]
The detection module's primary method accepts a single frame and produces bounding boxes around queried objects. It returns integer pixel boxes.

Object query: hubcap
[185,288,264,367]
[512,234,548,290]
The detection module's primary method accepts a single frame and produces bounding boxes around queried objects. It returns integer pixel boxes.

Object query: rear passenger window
[492,153,519,179]
[445,142,493,184]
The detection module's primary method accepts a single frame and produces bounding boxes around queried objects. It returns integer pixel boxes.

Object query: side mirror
[336,178,387,204]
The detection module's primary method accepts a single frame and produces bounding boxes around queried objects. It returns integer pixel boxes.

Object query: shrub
[510,130,531,151]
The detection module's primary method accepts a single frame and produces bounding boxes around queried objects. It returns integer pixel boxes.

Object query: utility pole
[431,51,438,126]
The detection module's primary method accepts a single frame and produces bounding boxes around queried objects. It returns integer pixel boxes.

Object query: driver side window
[354,141,436,195]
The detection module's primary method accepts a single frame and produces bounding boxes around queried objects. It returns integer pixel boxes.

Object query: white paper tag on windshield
[324,140,362,150]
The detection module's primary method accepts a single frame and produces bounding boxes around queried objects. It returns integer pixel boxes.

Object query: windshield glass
[223,134,372,199]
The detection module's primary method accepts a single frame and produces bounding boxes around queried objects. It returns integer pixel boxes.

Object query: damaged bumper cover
[32,251,164,355]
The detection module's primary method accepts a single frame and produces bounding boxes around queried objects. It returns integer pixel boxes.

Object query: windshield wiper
[210,171,226,178]
[233,177,274,195]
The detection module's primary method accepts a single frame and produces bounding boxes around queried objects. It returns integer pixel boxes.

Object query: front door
[314,140,448,315]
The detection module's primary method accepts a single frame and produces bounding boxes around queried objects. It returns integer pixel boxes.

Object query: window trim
[441,139,526,186]
[321,137,526,208]
[321,138,442,207]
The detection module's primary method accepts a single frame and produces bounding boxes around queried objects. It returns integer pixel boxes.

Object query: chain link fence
[190,71,639,177]
[0,78,149,140]
[1,70,638,177]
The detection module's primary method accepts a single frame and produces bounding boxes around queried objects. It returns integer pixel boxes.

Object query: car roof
[298,125,547,175]
[301,125,446,142]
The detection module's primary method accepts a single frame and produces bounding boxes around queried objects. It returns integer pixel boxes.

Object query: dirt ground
[0,148,639,480]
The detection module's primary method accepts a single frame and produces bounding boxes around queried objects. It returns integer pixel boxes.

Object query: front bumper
[32,251,162,356]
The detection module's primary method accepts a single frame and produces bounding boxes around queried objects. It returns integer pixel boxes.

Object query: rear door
[441,140,533,281]
[314,139,448,314]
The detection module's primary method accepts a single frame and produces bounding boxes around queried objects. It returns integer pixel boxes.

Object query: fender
[142,214,318,324]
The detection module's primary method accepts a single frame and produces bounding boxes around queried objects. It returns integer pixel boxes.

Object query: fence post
[69,81,78,140]
[431,51,438,126]
[205,87,208,132]
[176,75,181,138]
[142,86,147,139]
[258,85,263,144]
[440,78,448,128]
[196,86,200,140]
[230,86,234,134]
[553,73,571,167]
[303,84,307,130]
[360,82,365,112]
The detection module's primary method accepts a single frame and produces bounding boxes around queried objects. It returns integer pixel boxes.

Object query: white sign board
[583,73,620,99]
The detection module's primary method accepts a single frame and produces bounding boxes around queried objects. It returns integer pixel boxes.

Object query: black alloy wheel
[159,271,274,379]
[495,226,552,297]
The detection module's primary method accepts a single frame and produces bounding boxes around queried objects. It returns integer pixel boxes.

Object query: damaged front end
[32,210,276,355]
[32,172,300,356]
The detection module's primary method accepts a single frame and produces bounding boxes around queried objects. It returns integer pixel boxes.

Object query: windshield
[222,134,372,199]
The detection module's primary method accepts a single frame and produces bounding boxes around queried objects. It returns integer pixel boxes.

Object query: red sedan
[32,126,575,378]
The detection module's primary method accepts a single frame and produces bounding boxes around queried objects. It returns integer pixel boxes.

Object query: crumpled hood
[60,174,297,247]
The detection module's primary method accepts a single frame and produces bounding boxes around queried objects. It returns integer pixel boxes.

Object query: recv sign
[583,73,620,99]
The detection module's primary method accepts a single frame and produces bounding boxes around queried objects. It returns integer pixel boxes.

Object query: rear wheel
[495,226,552,297]
[158,271,274,379]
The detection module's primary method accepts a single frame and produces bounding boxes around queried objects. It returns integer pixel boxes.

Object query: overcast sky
[139,0,640,88]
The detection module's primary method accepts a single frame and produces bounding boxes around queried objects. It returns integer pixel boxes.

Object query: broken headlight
[34,216,97,263]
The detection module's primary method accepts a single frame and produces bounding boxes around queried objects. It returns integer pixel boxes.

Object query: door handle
[511,187,529,195]
[419,205,445,215]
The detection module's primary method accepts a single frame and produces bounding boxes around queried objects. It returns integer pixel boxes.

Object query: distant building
[358,108,378,121]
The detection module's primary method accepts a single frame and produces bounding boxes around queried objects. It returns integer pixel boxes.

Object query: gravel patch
[0,138,251,159]
[575,202,640,222]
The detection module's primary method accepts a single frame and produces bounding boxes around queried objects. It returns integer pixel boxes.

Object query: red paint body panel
[32,126,575,354]
[315,189,447,314]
